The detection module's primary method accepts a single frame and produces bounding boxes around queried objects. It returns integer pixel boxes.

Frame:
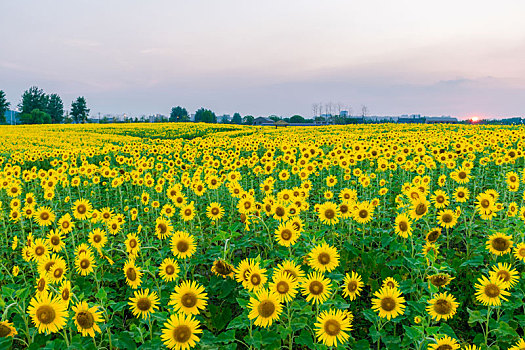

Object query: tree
[220,115,230,123]
[19,86,48,115]
[19,108,51,124]
[71,96,90,123]
[231,112,242,124]
[290,115,305,123]
[268,115,280,122]
[243,115,254,125]
[0,90,10,123]
[194,108,216,123]
[361,105,369,118]
[46,93,64,123]
[169,106,188,122]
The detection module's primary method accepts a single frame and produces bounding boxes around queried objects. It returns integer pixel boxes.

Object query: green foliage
[194,108,217,123]
[231,112,242,124]
[19,86,48,115]
[0,90,10,123]
[169,106,189,122]
[46,93,64,123]
[70,96,90,123]
[19,108,52,124]
[242,115,254,125]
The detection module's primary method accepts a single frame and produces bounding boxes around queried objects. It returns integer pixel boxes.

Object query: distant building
[340,111,349,117]
[253,117,273,126]
[4,110,19,125]
[425,116,458,124]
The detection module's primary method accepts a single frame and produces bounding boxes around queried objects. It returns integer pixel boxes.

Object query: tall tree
[71,96,90,123]
[231,112,242,124]
[169,106,188,122]
[0,90,10,123]
[194,108,216,123]
[19,86,48,115]
[19,108,51,124]
[46,93,64,123]
[243,115,254,125]
[290,115,305,123]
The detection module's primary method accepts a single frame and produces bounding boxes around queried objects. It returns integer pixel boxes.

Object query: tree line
[0,87,89,124]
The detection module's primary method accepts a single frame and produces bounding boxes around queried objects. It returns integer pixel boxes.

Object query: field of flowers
[0,122,524,350]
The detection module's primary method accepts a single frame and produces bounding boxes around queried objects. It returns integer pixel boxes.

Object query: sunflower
[88,228,107,250]
[30,238,51,262]
[426,292,459,321]
[453,187,469,203]
[0,320,17,338]
[49,258,68,283]
[274,259,305,282]
[99,207,114,224]
[436,209,457,228]
[169,280,208,315]
[123,259,143,289]
[488,263,519,289]
[129,289,160,319]
[58,213,74,234]
[382,277,399,289]
[317,201,340,225]
[244,264,268,291]
[46,230,65,253]
[301,272,332,305]
[308,243,340,273]
[155,217,173,240]
[427,335,460,350]
[234,258,256,285]
[72,198,92,220]
[342,271,364,301]
[274,221,299,247]
[59,280,72,305]
[27,291,68,334]
[159,257,180,282]
[371,287,406,320]
[35,274,51,296]
[272,202,289,221]
[394,213,412,238]
[352,201,374,224]
[427,273,455,288]
[514,243,525,261]
[248,289,283,327]
[314,309,352,347]
[486,232,513,256]
[125,232,141,257]
[425,227,442,243]
[75,251,96,276]
[72,301,103,337]
[474,275,510,306]
[206,202,225,221]
[211,259,234,279]
[269,271,298,302]
[161,313,202,350]
[180,202,196,222]
[34,206,56,227]
[171,231,196,259]
[508,339,525,350]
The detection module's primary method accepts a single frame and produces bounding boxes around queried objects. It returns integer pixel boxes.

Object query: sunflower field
[0,123,525,350]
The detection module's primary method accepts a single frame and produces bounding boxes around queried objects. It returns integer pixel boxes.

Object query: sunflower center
[275,207,285,217]
[518,248,525,257]
[40,212,50,220]
[77,204,87,214]
[458,171,467,179]
[430,276,447,286]
[181,293,197,308]
[436,196,444,203]
[281,229,292,241]
[340,204,349,214]
[158,223,167,234]
[62,288,70,301]
[80,259,90,269]
[323,319,341,336]
[436,345,453,350]
[309,281,324,295]
[211,208,219,215]
[481,199,490,208]
[496,270,510,282]
[137,297,152,311]
[126,267,137,281]
[492,238,509,251]
[173,325,192,343]
[184,209,192,216]
[427,230,439,242]
[457,191,465,198]
[45,261,55,272]
[176,240,189,253]
[433,299,452,315]
[324,209,335,219]
[250,273,262,286]
[317,252,331,265]
[93,234,102,243]
[35,246,45,256]
[76,311,95,329]
[257,300,276,318]
[37,278,46,291]
[36,305,56,324]
[166,265,175,275]
[485,284,500,298]
[442,214,453,223]
[129,239,137,248]
[62,221,70,229]
[347,281,358,292]
[380,296,396,312]
[359,209,368,219]
[0,324,11,337]
[276,281,289,294]
[51,236,60,245]
[53,268,64,279]
[398,221,408,232]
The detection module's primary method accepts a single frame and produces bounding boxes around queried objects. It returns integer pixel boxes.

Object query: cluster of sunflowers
[1,123,525,350]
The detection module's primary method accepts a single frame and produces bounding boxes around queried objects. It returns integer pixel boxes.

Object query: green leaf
[467,308,484,325]
[295,329,314,349]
